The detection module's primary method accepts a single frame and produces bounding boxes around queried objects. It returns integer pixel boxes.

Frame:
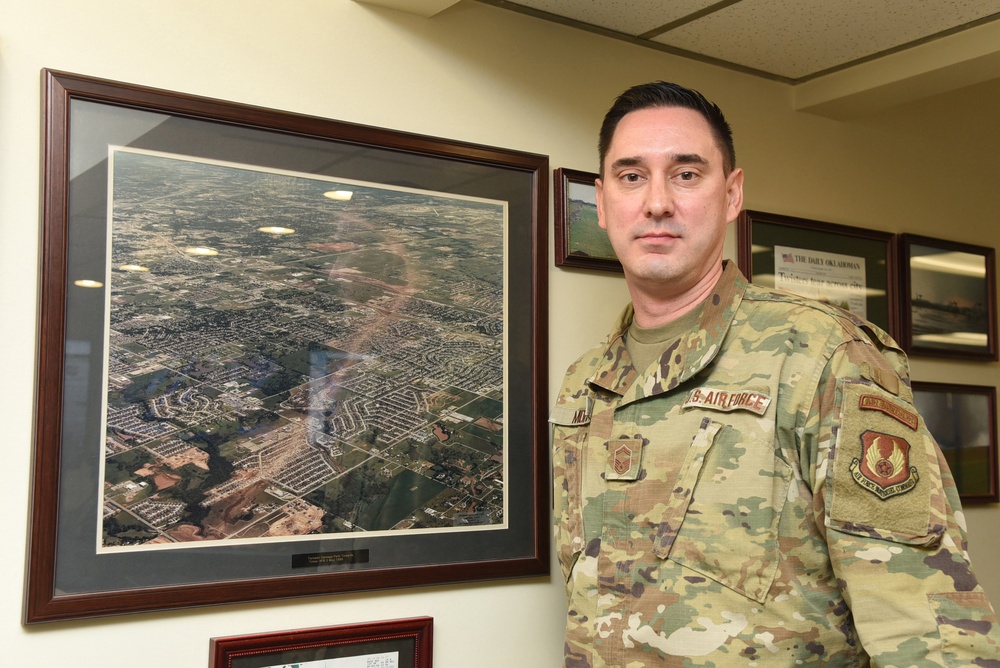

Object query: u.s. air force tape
[683,387,771,416]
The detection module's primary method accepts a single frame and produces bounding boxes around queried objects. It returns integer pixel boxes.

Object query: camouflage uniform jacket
[551,262,1000,667]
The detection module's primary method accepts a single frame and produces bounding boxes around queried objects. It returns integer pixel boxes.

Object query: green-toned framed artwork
[554,167,621,272]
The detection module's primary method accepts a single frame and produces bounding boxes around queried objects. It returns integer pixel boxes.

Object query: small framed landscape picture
[912,382,998,503]
[554,167,621,272]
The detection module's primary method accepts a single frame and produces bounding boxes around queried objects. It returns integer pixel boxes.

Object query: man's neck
[628,263,724,328]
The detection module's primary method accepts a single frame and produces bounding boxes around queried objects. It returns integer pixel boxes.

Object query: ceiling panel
[653,0,1000,79]
[478,0,1000,83]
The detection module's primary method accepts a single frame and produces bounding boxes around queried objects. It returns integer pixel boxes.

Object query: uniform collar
[588,261,747,401]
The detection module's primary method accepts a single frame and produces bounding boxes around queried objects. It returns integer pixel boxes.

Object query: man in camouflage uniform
[551,81,1000,666]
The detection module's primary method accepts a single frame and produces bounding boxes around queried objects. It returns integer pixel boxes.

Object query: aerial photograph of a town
[100,147,506,552]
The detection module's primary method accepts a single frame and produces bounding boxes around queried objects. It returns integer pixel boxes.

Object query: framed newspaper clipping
[737,209,898,338]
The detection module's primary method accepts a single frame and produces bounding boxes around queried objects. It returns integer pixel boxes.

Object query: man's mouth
[635,228,680,242]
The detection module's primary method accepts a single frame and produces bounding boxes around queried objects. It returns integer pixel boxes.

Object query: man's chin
[626,264,685,286]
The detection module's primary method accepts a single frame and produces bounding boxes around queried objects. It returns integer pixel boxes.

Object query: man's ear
[595,177,607,230]
[725,167,744,221]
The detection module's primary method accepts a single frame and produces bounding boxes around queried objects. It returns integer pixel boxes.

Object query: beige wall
[2,1,999,665]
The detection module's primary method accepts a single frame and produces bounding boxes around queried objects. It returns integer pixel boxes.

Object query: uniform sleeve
[806,336,1000,665]
[549,373,591,589]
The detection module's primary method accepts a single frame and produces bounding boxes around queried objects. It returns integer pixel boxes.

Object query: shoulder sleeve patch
[828,381,934,542]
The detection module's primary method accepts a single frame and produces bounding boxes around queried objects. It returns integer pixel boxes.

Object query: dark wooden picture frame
[553,167,621,272]
[209,617,432,668]
[899,234,997,360]
[737,210,898,338]
[912,382,999,503]
[26,69,549,623]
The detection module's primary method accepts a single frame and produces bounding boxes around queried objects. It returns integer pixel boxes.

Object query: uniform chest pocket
[653,417,792,603]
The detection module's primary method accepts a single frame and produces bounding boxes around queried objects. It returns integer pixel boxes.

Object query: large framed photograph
[912,382,998,503]
[737,210,898,337]
[209,617,432,668]
[26,70,549,623]
[553,167,621,272]
[899,234,997,360]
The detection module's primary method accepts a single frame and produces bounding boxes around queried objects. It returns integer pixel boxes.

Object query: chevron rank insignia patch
[606,438,642,481]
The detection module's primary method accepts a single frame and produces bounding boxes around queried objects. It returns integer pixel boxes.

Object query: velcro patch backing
[829,381,931,537]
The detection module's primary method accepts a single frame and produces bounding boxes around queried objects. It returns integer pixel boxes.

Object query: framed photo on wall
[912,382,998,503]
[899,234,997,360]
[553,167,621,272]
[209,617,432,668]
[26,69,550,623]
[737,210,898,338]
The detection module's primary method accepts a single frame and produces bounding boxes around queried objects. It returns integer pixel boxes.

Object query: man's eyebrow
[608,153,709,172]
[672,153,709,166]
[609,156,642,172]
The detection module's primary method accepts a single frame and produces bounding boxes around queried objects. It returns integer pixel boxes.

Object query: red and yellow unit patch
[850,430,919,499]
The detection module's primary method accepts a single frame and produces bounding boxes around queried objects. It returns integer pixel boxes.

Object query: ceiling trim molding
[353,0,461,18]
[795,17,1000,119]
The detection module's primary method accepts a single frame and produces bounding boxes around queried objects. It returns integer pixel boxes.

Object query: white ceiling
[357,0,1000,117]
[475,0,1000,83]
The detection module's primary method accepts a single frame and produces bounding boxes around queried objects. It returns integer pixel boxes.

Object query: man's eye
[678,171,697,181]
[622,173,641,183]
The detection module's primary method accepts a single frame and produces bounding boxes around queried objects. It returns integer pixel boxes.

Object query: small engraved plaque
[291,549,371,569]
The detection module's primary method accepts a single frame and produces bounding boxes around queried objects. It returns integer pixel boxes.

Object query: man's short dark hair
[598,81,735,177]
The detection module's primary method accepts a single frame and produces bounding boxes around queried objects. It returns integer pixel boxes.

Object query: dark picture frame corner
[912,381,999,503]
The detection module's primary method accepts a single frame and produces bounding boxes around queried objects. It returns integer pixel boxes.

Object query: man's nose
[644,174,673,219]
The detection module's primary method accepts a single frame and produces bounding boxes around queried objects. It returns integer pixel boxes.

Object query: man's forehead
[613,106,713,144]
[605,107,719,165]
